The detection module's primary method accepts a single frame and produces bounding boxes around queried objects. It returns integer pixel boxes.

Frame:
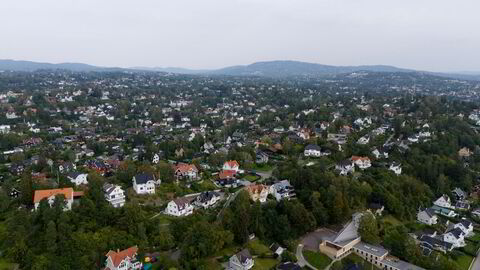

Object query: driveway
[301,228,337,251]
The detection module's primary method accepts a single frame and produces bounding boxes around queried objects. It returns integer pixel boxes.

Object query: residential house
[59,161,76,173]
[458,147,472,158]
[245,184,269,203]
[105,246,142,270]
[132,173,156,195]
[270,180,295,201]
[419,234,454,254]
[304,144,322,157]
[166,197,194,217]
[194,191,221,209]
[33,188,75,211]
[351,156,371,169]
[229,249,254,270]
[452,188,467,201]
[443,228,466,248]
[67,172,88,186]
[174,163,199,180]
[357,135,370,145]
[217,170,238,187]
[151,151,165,164]
[434,195,452,209]
[255,150,269,164]
[430,205,457,217]
[103,183,126,208]
[276,263,301,270]
[223,160,241,173]
[269,243,285,257]
[417,208,438,225]
[389,162,402,175]
[336,160,355,176]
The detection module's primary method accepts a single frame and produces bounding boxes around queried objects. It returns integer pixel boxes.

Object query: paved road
[296,244,317,270]
[470,249,480,270]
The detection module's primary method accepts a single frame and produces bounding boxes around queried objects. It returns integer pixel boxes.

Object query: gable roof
[33,188,73,203]
[174,163,198,174]
[225,160,239,168]
[234,249,252,264]
[106,246,138,268]
[134,173,155,184]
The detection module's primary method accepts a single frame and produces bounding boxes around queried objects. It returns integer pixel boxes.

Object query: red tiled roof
[174,163,198,174]
[219,170,236,179]
[225,160,239,168]
[106,246,138,268]
[351,156,370,161]
[33,188,73,203]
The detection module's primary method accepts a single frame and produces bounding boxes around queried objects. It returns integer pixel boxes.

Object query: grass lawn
[455,254,473,270]
[251,164,274,172]
[0,259,16,270]
[203,258,224,270]
[245,174,261,182]
[342,254,375,269]
[467,232,480,242]
[247,239,272,256]
[213,245,240,257]
[381,215,402,227]
[303,250,332,269]
[252,258,278,270]
[462,241,479,255]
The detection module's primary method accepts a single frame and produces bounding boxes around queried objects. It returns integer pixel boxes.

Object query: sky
[1,0,479,72]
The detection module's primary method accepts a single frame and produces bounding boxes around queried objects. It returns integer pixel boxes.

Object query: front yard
[454,254,473,270]
[252,258,278,270]
[303,250,332,269]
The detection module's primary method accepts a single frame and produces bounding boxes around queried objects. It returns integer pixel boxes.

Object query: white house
[33,188,75,211]
[245,184,269,203]
[357,136,370,145]
[417,208,438,225]
[434,195,452,209]
[132,173,156,195]
[166,197,194,217]
[195,191,221,209]
[105,246,142,270]
[336,160,355,176]
[229,249,254,270]
[223,160,241,173]
[304,144,323,157]
[443,228,466,248]
[270,180,295,201]
[0,125,11,134]
[67,172,88,186]
[351,156,371,169]
[389,162,402,175]
[453,220,474,236]
[103,183,126,208]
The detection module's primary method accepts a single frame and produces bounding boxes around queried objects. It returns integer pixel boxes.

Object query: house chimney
[117,249,120,253]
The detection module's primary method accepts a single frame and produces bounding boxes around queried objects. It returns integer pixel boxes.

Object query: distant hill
[1,59,480,81]
[0,59,123,72]
[208,60,413,77]
[131,66,209,74]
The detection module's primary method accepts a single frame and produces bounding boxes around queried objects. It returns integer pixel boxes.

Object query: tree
[45,220,57,254]
[358,214,380,244]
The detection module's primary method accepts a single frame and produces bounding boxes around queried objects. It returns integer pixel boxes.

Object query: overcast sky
[1,0,479,72]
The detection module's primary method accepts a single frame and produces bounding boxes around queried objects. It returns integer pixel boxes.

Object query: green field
[0,259,16,270]
[381,215,402,227]
[252,258,278,270]
[455,254,473,270]
[245,174,261,182]
[303,250,332,269]
[247,239,272,256]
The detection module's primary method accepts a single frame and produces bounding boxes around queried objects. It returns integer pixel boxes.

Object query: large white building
[103,183,126,208]
[67,172,88,186]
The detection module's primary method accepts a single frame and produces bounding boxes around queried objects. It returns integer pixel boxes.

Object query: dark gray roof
[235,249,252,264]
[446,227,464,238]
[305,144,321,151]
[134,173,155,184]
[197,191,220,203]
[277,262,301,270]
